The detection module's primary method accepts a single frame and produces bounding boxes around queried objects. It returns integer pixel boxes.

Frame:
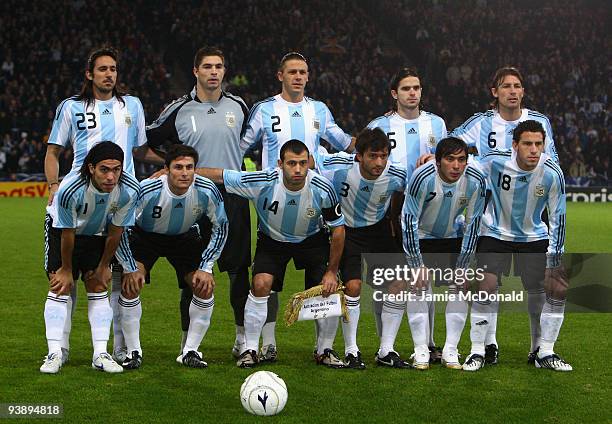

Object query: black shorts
[420,238,462,269]
[130,226,205,288]
[252,230,329,292]
[340,218,402,282]
[44,214,105,281]
[197,187,251,271]
[477,236,548,289]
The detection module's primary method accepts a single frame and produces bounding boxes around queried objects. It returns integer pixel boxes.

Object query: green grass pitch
[1,199,611,423]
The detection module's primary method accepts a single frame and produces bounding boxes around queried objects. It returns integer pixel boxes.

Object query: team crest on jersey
[535,185,545,197]
[124,114,132,126]
[225,112,236,128]
[192,206,202,216]
[109,202,119,213]
[458,196,468,207]
[312,119,320,130]
[428,134,437,148]
[305,207,316,218]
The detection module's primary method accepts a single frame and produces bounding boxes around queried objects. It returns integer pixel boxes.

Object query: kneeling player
[402,137,485,369]
[463,120,571,371]
[200,140,346,368]
[117,145,228,368]
[41,142,139,374]
[320,128,408,368]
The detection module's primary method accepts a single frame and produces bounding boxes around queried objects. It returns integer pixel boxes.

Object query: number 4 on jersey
[262,197,279,214]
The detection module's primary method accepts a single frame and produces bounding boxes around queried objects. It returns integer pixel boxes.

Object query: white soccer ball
[240,371,288,416]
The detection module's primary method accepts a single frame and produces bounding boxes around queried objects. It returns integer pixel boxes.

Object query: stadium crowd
[0,0,609,185]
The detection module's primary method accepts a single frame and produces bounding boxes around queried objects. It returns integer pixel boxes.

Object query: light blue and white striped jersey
[450,108,559,163]
[129,175,228,273]
[240,94,351,169]
[49,95,147,178]
[223,168,345,243]
[475,150,566,266]
[402,162,486,267]
[367,111,447,179]
[54,173,140,235]
[319,153,406,228]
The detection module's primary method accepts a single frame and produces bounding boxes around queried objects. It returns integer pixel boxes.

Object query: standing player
[44,47,150,366]
[199,140,346,368]
[450,66,559,364]
[402,137,486,369]
[367,68,447,180]
[462,120,570,372]
[319,128,407,369]
[40,142,139,374]
[145,46,251,360]
[116,145,228,368]
[239,52,355,168]
[238,52,354,360]
[367,67,448,359]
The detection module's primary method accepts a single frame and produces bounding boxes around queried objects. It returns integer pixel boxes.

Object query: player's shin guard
[469,299,492,356]
[183,295,214,354]
[261,292,278,346]
[244,293,268,353]
[407,293,429,354]
[229,267,250,327]
[379,300,404,357]
[527,288,546,352]
[61,296,73,351]
[110,269,125,352]
[316,317,339,355]
[484,288,499,347]
[87,292,113,358]
[372,296,383,338]
[342,295,360,356]
[44,292,69,354]
[427,297,436,347]
[444,287,468,351]
[180,287,193,350]
[119,295,142,355]
[539,296,565,356]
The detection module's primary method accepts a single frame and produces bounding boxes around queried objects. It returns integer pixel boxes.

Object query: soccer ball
[240,371,288,416]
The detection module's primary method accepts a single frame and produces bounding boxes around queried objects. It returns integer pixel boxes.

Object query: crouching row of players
[41,119,571,373]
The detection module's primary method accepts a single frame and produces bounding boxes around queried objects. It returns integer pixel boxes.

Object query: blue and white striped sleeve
[401,190,425,268]
[48,99,73,148]
[449,113,481,148]
[134,97,147,147]
[322,104,351,151]
[545,160,566,268]
[223,169,272,200]
[115,230,138,273]
[543,118,559,164]
[401,165,432,267]
[199,186,229,273]
[111,177,140,227]
[457,167,486,268]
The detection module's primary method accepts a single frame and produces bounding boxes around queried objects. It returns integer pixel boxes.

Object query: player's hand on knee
[122,271,145,298]
[321,271,338,297]
[416,153,435,168]
[86,266,112,292]
[49,268,73,295]
[192,270,215,298]
[544,266,569,300]
[411,266,429,292]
